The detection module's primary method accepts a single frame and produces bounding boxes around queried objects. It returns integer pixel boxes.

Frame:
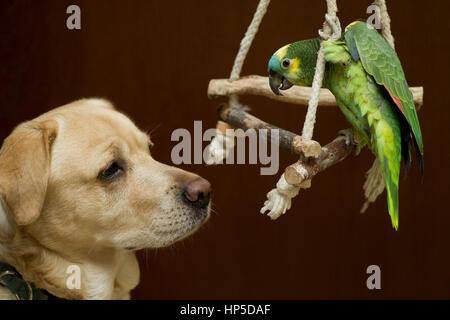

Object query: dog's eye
[98,162,123,181]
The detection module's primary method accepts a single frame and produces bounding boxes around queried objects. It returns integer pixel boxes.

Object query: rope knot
[318,13,342,42]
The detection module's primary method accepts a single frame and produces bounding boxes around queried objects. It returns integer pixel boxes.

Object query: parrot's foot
[318,14,342,41]
[338,129,362,156]
[322,41,352,65]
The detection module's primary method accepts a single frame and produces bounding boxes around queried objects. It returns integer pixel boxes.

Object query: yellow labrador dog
[0,98,211,300]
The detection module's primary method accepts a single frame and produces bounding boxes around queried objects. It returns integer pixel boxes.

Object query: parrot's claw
[338,129,362,155]
[338,128,353,146]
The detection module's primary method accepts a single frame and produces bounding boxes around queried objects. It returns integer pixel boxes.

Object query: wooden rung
[216,120,236,135]
[217,103,322,158]
[208,75,424,109]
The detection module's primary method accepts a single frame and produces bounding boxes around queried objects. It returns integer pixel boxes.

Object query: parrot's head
[268,40,319,95]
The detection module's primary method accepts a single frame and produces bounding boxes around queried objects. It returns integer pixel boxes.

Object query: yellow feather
[345,20,360,32]
[275,45,289,59]
[288,58,301,80]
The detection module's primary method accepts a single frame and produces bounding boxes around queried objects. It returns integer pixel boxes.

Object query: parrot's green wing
[344,21,424,171]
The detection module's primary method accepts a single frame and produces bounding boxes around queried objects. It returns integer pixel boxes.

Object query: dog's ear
[0,119,58,239]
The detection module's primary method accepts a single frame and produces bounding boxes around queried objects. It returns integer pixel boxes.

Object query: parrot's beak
[268,68,293,96]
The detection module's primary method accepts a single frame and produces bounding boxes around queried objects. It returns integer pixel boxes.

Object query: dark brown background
[1,0,449,299]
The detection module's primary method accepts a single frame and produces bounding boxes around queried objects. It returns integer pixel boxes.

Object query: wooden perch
[208,75,424,109]
[214,80,424,188]
[284,134,356,185]
[217,104,322,158]
[217,103,355,185]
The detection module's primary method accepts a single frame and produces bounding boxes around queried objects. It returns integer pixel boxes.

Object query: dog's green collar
[0,261,55,300]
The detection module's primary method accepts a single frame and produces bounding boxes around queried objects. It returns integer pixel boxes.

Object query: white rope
[361,0,395,212]
[261,1,341,219]
[206,0,270,165]
[229,0,270,107]
[301,0,340,141]
[261,174,311,219]
[229,0,271,82]
[374,0,395,49]
[205,130,235,165]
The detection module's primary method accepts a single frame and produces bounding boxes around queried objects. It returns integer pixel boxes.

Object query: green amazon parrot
[268,21,423,230]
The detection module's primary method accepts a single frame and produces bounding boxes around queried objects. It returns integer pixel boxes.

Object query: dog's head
[0,99,211,253]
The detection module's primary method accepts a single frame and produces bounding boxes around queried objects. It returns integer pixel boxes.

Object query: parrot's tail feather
[381,155,400,230]
[413,136,425,182]
[399,110,424,181]
[372,113,401,230]
[401,127,412,180]
[386,91,423,181]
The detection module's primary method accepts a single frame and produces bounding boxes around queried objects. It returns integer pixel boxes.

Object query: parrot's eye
[281,58,292,69]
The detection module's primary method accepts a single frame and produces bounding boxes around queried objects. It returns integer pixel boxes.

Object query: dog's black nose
[183,177,211,208]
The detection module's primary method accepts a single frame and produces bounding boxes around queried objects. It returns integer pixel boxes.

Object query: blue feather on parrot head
[268,39,321,95]
[268,45,296,95]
